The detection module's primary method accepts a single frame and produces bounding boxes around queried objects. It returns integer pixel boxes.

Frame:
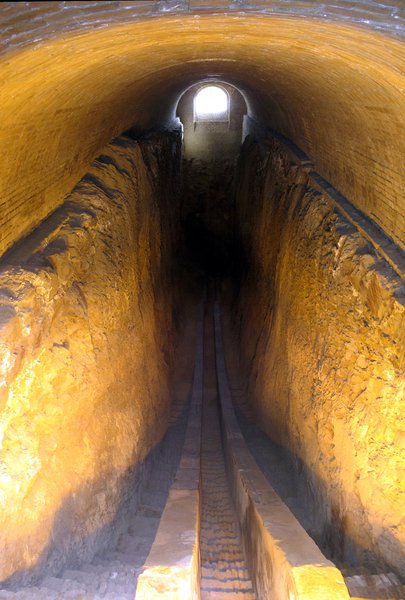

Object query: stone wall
[232,133,405,574]
[0,131,182,585]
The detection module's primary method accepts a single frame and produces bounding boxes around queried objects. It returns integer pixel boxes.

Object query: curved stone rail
[135,306,204,600]
[213,303,351,600]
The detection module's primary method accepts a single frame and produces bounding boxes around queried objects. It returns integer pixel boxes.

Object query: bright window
[194,86,229,121]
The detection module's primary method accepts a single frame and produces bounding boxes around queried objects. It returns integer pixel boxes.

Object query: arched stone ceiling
[0,11,403,256]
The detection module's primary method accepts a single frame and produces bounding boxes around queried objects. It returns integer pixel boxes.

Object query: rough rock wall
[0,131,181,585]
[233,134,405,574]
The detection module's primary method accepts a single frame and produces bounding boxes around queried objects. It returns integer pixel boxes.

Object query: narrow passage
[200,299,256,600]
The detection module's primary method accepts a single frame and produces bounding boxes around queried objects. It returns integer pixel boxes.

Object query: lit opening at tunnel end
[194,85,229,120]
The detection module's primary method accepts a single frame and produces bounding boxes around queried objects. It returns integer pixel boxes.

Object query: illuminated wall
[234,132,404,573]
[0,133,182,584]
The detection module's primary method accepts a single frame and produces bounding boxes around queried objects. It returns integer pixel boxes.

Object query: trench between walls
[0,113,403,588]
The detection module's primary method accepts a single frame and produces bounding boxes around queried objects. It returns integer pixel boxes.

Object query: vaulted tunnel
[0,3,404,599]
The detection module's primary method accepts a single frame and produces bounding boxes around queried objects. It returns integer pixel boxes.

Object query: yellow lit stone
[0,15,403,256]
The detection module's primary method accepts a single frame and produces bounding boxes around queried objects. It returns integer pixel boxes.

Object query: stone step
[136,505,161,518]
[95,551,141,569]
[79,563,114,576]
[344,572,405,599]
[61,568,118,594]
[0,590,58,600]
[143,479,169,493]
[116,534,151,555]
[139,490,167,510]
[0,380,191,600]
[42,569,138,598]
[127,514,159,536]
[42,576,87,594]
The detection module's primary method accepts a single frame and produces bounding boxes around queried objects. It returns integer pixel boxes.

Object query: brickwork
[0,5,403,256]
[0,0,403,57]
